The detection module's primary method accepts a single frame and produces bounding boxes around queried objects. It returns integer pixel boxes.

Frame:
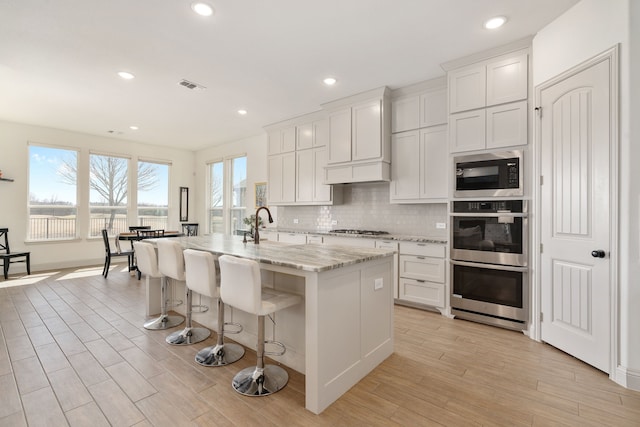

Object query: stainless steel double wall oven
[450,151,529,330]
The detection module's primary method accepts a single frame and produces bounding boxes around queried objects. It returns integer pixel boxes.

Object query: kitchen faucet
[253,206,273,244]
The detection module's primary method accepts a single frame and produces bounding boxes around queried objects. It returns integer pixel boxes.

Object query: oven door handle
[449,212,527,218]
[450,259,529,273]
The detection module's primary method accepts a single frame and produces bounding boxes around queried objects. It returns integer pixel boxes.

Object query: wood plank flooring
[1,264,639,426]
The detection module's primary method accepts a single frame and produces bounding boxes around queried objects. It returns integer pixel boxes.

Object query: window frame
[206,154,247,235]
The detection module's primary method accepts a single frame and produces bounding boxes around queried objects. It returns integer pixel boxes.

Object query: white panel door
[540,56,612,373]
[296,149,314,203]
[449,109,486,153]
[328,108,352,164]
[486,100,528,149]
[352,99,382,161]
[390,131,420,201]
[420,125,448,200]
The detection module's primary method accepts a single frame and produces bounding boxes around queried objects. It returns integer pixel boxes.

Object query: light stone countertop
[264,228,448,245]
[167,234,395,273]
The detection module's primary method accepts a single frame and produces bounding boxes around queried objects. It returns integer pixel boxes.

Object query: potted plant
[243,214,263,237]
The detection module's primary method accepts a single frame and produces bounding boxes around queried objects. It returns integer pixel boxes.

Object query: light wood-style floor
[1,264,639,427]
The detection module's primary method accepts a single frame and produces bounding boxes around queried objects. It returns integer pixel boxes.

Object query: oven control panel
[452,200,525,214]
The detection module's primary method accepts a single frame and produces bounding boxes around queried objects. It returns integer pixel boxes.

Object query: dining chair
[136,229,165,239]
[0,228,31,279]
[129,225,151,232]
[101,229,135,278]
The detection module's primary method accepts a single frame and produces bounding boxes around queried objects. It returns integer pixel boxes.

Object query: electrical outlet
[374,278,384,290]
[293,218,299,224]
[331,220,338,225]
[436,222,447,229]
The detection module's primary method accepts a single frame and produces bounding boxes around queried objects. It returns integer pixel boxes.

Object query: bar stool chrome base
[166,327,210,345]
[195,343,245,367]
[231,365,289,397]
[144,314,184,330]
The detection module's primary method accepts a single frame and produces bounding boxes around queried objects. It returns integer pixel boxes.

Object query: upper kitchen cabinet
[265,111,341,206]
[442,38,531,154]
[268,126,296,155]
[391,77,447,133]
[322,87,391,184]
[390,77,448,203]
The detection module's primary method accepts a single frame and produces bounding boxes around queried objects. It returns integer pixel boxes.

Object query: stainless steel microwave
[454,150,523,197]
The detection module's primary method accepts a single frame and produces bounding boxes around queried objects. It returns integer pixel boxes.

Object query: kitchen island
[147,234,395,414]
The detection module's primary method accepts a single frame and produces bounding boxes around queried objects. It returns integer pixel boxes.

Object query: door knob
[591,250,606,258]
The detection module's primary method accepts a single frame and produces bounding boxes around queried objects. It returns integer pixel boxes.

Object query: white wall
[533,0,640,388]
[0,120,196,271]
[193,133,269,232]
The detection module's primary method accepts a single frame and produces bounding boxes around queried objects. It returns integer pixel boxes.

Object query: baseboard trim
[614,366,640,391]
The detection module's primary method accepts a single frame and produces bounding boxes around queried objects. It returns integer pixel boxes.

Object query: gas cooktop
[330,229,390,236]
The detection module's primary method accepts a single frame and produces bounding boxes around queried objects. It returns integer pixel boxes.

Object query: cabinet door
[313,147,331,202]
[296,149,314,203]
[390,131,420,201]
[281,152,296,203]
[278,233,307,244]
[420,125,448,200]
[328,108,352,164]
[420,88,447,128]
[486,53,528,106]
[281,126,296,153]
[399,278,445,308]
[313,118,328,147]
[391,96,420,133]
[486,101,528,149]
[267,155,284,203]
[268,131,281,155]
[448,64,486,113]
[297,122,314,150]
[352,99,382,161]
[449,109,486,153]
[322,235,376,248]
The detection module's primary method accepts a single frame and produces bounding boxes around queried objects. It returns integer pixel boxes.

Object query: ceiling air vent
[178,79,206,90]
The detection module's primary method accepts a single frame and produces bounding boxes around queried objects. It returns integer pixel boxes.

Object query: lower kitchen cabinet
[278,232,308,244]
[397,241,447,313]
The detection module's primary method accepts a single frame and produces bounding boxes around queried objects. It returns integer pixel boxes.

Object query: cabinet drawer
[399,242,445,257]
[399,278,445,308]
[307,235,324,244]
[278,233,307,244]
[376,240,399,251]
[399,255,445,282]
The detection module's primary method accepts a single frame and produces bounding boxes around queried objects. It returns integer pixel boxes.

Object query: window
[28,145,78,240]
[89,153,129,237]
[207,155,246,234]
[209,160,223,233]
[137,160,169,230]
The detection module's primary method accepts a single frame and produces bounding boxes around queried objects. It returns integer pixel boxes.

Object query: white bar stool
[133,241,184,330]
[218,255,302,396]
[156,239,211,345]
[183,249,245,367]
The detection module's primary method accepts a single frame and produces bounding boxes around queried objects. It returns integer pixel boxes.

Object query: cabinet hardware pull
[417,256,425,260]
[417,280,426,283]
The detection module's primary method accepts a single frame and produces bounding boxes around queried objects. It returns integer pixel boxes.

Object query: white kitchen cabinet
[486,53,528,107]
[486,100,528,149]
[297,118,328,150]
[278,232,307,244]
[259,230,278,242]
[449,109,486,153]
[322,235,377,248]
[307,234,324,244]
[397,242,447,312]
[323,87,391,184]
[267,152,295,204]
[376,239,399,299]
[420,88,447,128]
[296,147,334,204]
[390,131,420,200]
[268,126,296,155]
[448,64,486,114]
[327,108,352,164]
[391,96,420,133]
[391,125,448,203]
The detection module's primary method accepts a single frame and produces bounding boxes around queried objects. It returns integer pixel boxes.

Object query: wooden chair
[0,228,31,279]
[129,225,151,232]
[136,229,165,239]
[101,229,135,278]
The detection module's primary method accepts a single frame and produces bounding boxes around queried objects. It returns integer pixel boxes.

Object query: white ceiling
[0,0,579,151]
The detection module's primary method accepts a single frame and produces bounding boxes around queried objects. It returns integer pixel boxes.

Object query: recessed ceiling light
[484,16,507,30]
[323,77,337,86]
[191,2,214,17]
[130,126,139,130]
[237,109,248,115]
[117,71,135,80]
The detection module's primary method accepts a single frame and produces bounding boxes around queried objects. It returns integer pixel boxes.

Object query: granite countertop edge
[263,228,448,245]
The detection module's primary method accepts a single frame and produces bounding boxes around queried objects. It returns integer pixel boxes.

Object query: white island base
[144,238,394,414]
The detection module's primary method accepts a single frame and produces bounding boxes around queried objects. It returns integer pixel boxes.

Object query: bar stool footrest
[263,340,286,357]
[223,321,243,335]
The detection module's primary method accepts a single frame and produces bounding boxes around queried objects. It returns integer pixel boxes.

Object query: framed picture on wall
[255,182,267,208]
[179,187,189,221]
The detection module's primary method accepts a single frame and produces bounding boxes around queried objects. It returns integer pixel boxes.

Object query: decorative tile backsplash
[275,182,448,239]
